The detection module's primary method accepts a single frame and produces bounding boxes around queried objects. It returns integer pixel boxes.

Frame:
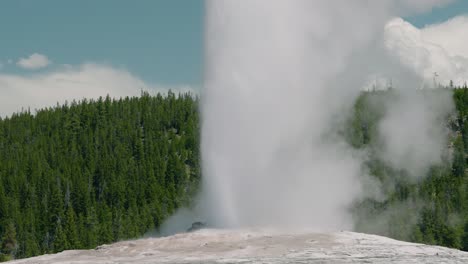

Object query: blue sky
[0,0,466,88]
[405,0,468,27]
[0,0,203,85]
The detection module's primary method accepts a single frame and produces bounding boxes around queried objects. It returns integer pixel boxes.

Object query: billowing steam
[199,0,455,231]
[377,89,454,178]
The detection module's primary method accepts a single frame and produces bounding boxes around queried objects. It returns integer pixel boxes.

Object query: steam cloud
[377,89,454,178]
[200,0,455,231]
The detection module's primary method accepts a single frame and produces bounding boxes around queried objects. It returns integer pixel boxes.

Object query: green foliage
[5,83,468,261]
[0,91,200,260]
[0,221,16,260]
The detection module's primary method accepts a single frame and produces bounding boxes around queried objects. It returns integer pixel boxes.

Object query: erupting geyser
[201,0,454,230]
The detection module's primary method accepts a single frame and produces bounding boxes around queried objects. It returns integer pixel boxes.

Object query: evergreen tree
[0,93,200,261]
[0,221,17,261]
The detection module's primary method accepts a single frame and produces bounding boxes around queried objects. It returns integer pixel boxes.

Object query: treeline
[3,86,468,261]
[0,91,200,261]
[349,86,468,250]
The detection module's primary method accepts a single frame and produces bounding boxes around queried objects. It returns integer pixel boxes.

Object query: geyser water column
[201,0,451,230]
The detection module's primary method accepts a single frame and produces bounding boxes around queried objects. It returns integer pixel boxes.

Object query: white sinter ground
[9,229,468,264]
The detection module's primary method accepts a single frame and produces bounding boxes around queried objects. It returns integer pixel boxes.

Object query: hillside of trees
[3,87,468,261]
[349,86,468,250]
[0,91,200,261]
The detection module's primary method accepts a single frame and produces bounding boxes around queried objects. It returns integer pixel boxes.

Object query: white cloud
[0,63,194,117]
[384,16,468,87]
[16,53,51,70]
[421,15,468,58]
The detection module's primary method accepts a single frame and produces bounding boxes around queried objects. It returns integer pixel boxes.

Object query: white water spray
[201,0,453,230]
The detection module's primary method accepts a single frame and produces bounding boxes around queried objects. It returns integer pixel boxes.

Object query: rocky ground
[9,229,468,263]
